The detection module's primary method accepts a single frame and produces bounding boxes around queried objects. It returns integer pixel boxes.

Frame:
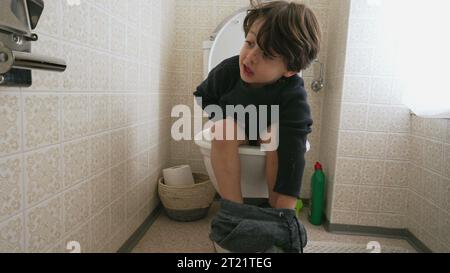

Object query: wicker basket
[158,173,216,222]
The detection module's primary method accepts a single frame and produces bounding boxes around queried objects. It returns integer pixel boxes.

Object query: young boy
[193,1,321,211]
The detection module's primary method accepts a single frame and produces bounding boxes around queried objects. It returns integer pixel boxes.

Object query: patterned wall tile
[409,136,423,166]
[110,196,126,233]
[127,126,139,158]
[89,51,111,93]
[377,213,406,229]
[390,107,411,134]
[340,103,367,131]
[111,163,127,203]
[358,186,381,213]
[63,222,91,254]
[383,161,409,188]
[438,211,450,248]
[423,119,447,142]
[0,94,21,156]
[111,18,126,55]
[0,214,24,253]
[90,133,110,176]
[357,212,378,227]
[89,6,110,50]
[127,156,140,190]
[380,188,407,214]
[334,185,359,211]
[62,95,89,140]
[137,123,151,152]
[363,133,387,159]
[90,171,111,216]
[369,78,394,105]
[62,44,90,91]
[386,134,410,161]
[110,57,128,91]
[1,0,175,253]
[111,129,127,167]
[62,1,90,44]
[411,116,425,137]
[367,105,392,132]
[90,207,111,252]
[420,201,440,238]
[332,210,359,225]
[127,95,139,126]
[105,227,128,253]
[63,139,91,188]
[360,160,384,186]
[345,48,372,75]
[90,95,110,134]
[445,144,450,178]
[26,196,63,252]
[332,157,361,187]
[342,76,370,103]
[110,95,127,129]
[0,156,22,222]
[137,152,150,182]
[446,121,450,144]
[422,139,444,176]
[421,170,443,205]
[25,146,62,208]
[63,181,90,235]
[338,131,365,157]
[23,94,60,150]
[126,184,140,220]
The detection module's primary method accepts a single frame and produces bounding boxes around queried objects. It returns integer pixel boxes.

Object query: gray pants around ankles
[209,199,308,253]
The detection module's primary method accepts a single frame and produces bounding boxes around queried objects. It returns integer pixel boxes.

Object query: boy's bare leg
[260,126,279,208]
[211,118,247,204]
[260,126,297,210]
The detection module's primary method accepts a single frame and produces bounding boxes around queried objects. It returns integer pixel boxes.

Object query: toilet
[194,9,310,200]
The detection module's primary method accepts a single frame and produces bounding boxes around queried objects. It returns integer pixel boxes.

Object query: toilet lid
[208,11,247,73]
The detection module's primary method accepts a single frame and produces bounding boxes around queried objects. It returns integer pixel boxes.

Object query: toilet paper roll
[162,165,195,187]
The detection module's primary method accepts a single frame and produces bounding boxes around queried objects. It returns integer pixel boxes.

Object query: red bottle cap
[315,162,323,170]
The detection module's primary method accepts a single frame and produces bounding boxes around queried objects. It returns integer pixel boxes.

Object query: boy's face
[239,19,297,88]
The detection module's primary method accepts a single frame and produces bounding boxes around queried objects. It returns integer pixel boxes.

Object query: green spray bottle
[309,162,325,226]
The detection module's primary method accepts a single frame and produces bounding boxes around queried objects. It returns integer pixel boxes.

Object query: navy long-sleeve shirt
[193,56,313,198]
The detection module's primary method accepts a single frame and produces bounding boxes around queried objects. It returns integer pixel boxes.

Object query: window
[381,0,450,118]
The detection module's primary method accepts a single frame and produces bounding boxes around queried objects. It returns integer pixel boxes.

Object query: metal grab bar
[0,43,66,74]
[12,50,66,72]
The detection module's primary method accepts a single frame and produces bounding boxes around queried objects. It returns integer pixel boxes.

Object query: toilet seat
[206,10,247,75]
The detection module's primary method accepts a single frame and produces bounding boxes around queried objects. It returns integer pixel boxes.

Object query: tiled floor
[132,202,417,253]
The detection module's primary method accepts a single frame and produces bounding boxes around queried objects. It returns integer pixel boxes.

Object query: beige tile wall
[408,117,450,252]
[170,0,332,200]
[320,0,350,223]
[323,0,450,252]
[0,0,175,253]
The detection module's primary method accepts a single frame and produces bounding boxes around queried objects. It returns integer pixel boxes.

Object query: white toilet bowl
[194,128,311,198]
[194,127,269,198]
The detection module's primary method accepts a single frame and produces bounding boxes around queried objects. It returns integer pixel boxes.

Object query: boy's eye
[245,41,253,47]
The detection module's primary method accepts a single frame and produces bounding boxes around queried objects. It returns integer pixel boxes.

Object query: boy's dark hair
[243,0,321,72]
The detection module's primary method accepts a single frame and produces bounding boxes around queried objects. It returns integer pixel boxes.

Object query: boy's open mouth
[243,64,254,77]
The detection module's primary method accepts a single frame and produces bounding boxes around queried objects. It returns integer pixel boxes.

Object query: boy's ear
[283,71,298,78]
